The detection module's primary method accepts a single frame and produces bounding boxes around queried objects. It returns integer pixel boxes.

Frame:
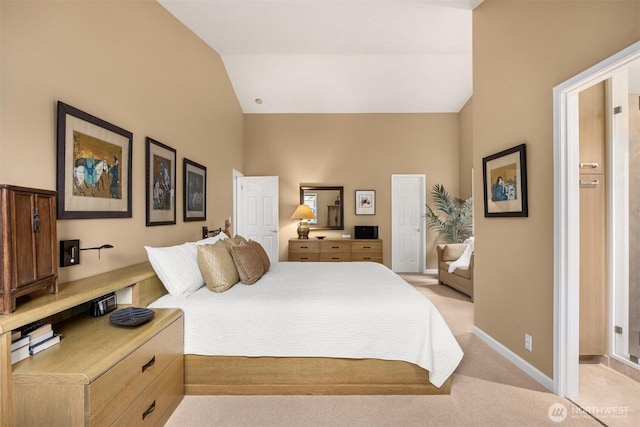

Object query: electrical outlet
[525,333,533,351]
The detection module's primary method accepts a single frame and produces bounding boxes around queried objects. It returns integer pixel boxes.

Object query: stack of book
[10,321,62,364]
[10,332,30,364]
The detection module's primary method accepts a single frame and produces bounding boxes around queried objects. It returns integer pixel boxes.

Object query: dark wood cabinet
[0,185,58,314]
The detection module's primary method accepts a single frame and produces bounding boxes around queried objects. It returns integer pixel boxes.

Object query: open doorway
[554,41,640,398]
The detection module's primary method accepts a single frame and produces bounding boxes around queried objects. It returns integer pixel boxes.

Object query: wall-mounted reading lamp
[60,240,114,267]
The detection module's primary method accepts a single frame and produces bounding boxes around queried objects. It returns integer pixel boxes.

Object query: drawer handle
[142,355,156,373]
[363,246,371,249]
[331,257,339,260]
[331,246,339,249]
[364,257,371,260]
[142,400,156,420]
[300,246,308,249]
[579,162,599,168]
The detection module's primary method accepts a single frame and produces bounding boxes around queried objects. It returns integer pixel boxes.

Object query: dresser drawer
[88,317,183,426]
[320,253,352,262]
[351,240,382,252]
[351,240,382,263]
[319,241,351,253]
[290,253,320,262]
[351,253,382,263]
[112,355,184,427]
[289,241,320,253]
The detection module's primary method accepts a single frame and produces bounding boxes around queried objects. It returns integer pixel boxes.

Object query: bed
[143,232,463,395]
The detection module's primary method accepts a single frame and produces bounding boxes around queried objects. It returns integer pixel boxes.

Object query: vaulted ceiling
[158,0,484,113]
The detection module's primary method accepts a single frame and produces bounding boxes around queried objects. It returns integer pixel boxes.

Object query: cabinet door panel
[34,194,56,279]
[13,192,36,288]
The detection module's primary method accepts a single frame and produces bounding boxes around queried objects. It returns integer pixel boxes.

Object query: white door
[391,174,425,273]
[236,176,279,263]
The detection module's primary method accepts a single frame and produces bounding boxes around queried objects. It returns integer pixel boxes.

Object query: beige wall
[473,0,639,377]
[458,97,474,199]
[0,0,244,283]
[244,113,461,268]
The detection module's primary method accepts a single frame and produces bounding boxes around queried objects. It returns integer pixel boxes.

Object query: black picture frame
[183,158,206,222]
[145,137,176,226]
[56,101,133,219]
[482,143,528,217]
[355,189,376,215]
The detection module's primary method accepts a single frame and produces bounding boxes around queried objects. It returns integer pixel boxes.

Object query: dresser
[289,239,382,263]
[0,185,58,314]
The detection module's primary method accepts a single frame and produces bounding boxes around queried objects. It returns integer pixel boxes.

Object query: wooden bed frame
[137,265,452,395]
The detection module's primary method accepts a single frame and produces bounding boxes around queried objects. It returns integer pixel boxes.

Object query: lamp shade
[290,204,315,220]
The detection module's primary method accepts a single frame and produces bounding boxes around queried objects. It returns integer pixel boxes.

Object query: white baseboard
[472,325,554,392]
[424,268,438,275]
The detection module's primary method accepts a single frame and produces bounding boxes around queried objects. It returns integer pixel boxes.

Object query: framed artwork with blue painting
[145,137,176,226]
[183,158,206,222]
[482,143,528,217]
[56,101,133,219]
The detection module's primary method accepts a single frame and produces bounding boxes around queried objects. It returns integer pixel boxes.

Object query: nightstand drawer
[112,355,183,427]
[88,317,183,426]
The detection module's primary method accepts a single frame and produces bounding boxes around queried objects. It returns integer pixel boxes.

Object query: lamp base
[297,221,310,239]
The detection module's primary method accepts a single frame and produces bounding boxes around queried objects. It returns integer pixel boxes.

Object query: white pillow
[196,232,227,245]
[145,242,204,298]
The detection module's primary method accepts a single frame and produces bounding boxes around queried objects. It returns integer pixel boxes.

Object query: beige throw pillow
[218,235,247,254]
[248,240,270,272]
[230,243,264,285]
[197,244,240,293]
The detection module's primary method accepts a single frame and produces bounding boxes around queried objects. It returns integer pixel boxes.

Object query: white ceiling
[158,0,484,114]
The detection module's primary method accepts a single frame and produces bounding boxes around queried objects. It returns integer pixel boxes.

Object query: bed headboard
[134,273,168,308]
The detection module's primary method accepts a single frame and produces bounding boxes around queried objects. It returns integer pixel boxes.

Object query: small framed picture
[355,190,376,215]
[145,137,176,226]
[183,158,206,222]
[482,143,528,217]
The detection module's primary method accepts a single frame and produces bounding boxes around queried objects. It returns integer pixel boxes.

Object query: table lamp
[290,204,315,239]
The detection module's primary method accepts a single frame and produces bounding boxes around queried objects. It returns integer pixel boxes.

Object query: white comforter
[149,262,463,387]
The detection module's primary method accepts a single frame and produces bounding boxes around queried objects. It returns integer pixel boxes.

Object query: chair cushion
[442,244,467,261]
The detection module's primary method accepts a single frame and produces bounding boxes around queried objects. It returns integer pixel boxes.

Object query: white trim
[232,169,244,236]
[472,326,554,392]
[425,268,438,275]
[553,41,640,398]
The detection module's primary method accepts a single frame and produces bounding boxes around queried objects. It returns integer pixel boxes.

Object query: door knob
[416,228,421,232]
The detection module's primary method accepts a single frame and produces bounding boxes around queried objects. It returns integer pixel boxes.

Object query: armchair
[436,243,473,300]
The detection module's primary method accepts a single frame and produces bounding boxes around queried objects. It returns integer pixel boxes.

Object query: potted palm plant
[424,183,473,244]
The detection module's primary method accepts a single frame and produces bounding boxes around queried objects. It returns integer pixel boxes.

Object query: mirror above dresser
[300,185,344,230]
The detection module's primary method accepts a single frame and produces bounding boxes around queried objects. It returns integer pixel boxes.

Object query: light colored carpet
[165,274,636,427]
